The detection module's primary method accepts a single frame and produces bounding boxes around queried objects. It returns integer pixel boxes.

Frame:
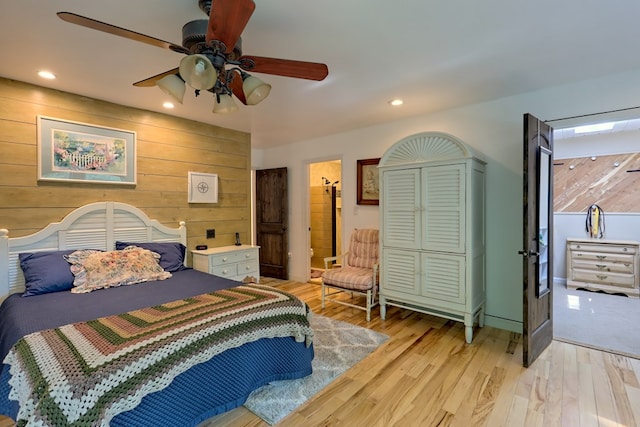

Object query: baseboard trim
[484,315,522,333]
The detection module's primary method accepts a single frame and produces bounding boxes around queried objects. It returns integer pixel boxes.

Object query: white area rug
[243,314,388,425]
[553,281,640,358]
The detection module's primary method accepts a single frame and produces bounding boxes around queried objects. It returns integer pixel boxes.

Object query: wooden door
[256,167,288,279]
[521,113,554,367]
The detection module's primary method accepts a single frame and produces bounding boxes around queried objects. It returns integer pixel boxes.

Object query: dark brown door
[521,113,554,367]
[256,167,288,279]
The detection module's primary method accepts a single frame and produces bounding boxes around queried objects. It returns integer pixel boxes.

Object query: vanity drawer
[569,243,636,255]
[209,249,256,266]
[238,260,259,276]
[571,257,634,274]
[211,261,258,280]
[572,269,635,288]
[211,264,237,279]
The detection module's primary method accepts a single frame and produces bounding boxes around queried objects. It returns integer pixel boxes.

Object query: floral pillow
[65,247,172,293]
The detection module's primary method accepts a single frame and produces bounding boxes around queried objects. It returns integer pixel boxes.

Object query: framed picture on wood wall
[357,157,381,205]
[188,172,219,203]
[37,116,136,185]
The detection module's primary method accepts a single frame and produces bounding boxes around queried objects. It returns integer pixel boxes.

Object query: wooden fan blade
[228,70,247,105]
[239,56,329,81]
[57,12,190,54]
[133,68,180,87]
[206,0,255,54]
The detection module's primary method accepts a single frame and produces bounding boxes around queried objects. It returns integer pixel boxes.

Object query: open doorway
[308,160,342,283]
[551,116,640,358]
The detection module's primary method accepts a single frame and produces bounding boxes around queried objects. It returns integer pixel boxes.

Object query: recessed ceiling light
[38,70,56,80]
[163,102,175,109]
[388,99,403,106]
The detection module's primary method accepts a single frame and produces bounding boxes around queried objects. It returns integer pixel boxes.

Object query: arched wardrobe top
[379,131,486,168]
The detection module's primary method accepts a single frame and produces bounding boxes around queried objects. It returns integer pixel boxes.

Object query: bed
[0,202,314,426]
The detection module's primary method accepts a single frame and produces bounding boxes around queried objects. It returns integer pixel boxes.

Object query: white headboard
[0,201,186,300]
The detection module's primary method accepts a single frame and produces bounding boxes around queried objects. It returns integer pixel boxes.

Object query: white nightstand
[192,245,260,283]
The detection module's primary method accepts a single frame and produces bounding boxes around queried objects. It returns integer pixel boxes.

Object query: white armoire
[378,132,486,343]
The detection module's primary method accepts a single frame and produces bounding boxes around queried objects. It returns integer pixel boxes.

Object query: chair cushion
[322,266,375,291]
[346,229,379,269]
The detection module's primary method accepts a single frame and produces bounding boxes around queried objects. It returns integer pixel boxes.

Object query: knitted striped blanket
[4,284,313,427]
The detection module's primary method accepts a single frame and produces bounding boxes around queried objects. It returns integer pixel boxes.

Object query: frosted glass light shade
[179,54,217,90]
[212,94,238,114]
[242,75,271,105]
[157,74,186,104]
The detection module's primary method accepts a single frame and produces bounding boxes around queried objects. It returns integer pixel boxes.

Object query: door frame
[546,112,640,356]
[306,156,343,282]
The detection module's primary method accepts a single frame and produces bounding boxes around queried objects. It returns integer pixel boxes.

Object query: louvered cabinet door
[422,252,466,304]
[381,248,421,295]
[421,164,465,253]
[382,169,421,249]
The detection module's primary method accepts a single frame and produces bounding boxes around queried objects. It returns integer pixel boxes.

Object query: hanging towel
[585,204,605,238]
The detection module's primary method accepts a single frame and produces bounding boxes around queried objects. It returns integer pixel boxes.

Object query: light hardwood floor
[2,280,639,427]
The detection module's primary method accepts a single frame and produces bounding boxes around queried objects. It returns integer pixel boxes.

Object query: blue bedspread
[0,269,314,426]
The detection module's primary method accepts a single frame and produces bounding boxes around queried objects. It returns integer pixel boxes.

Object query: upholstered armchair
[321,228,379,321]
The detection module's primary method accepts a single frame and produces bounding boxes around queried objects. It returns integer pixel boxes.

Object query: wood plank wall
[0,78,251,263]
[310,185,333,268]
[554,152,640,212]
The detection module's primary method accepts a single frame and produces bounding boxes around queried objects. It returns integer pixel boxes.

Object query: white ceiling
[3,0,640,149]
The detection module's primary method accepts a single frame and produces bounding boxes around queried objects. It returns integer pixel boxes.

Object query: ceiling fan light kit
[242,73,271,105]
[56,0,328,115]
[213,93,239,114]
[157,74,186,104]
[179,54,218,90]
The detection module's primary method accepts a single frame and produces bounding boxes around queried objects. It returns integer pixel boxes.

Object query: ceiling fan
[57,0,329,113]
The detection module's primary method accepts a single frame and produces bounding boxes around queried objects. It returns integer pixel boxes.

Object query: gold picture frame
[357,158,381,205]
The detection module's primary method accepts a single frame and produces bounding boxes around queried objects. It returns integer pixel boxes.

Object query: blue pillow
[115,241,186,272]
[19,250,78,297]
